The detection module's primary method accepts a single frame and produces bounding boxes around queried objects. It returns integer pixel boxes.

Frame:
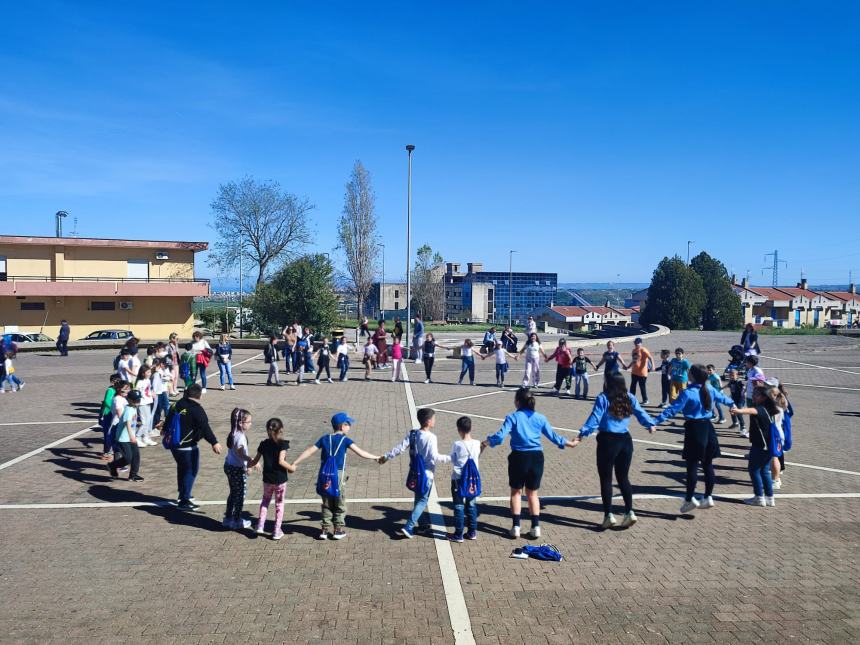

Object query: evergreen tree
[249,254,339,335]
[640,256,706,329]
[691,252,744,330]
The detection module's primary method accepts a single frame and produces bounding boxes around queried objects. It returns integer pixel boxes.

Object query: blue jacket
[655,384,734,423]
[486,409,567,452]
[414,319,425,336]
[578,393,656,438]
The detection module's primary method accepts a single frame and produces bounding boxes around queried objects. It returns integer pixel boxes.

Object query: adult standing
[525,316,537,337]
[628,337,653,405]
[481,388,576,539]
[393,317,404,344]
[595,340,628,377]
[359,316,369,338]
[190,331,212,394]
[740,323,760,355]
[282,323,297,373]
[501,326,518,352]
[56,320,70,356]
[518,333,547,388]
[652,364,735,514]
[545,338,573,395]
[167,384,222,510]
[570,373,657,529]
[482,327,498,354]
[413,314,425,362]
[372,321,388,369]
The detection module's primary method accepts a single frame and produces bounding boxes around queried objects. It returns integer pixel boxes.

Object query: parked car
[79,330,135,341]
[2,332,55,343]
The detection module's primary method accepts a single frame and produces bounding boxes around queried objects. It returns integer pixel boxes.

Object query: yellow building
[0,235,209,340]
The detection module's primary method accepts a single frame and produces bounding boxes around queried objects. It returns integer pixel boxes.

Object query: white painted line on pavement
[0,420,94,427]
[421,381,554,408]
[0,423,98,472]
[3,492,859,510]
[403,364,475,645]
[781,382,860,392]
[759,354,860,377]
[433,409,860,477]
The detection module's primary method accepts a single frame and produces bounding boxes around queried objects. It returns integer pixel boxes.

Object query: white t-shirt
[336,343,351,357]
[461,345,473,358]
[191,339,211,354]
[110,395,127,427]
[151,370,166,395]
[524,343,542,361]
[494,348,508,365]
[449,439,481,480]
[135,378,153,405]
[363,345,378,357]
[225,431,249,468]
[118,356,140,381]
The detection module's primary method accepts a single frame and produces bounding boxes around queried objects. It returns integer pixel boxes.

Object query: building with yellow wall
[0,235,209,340]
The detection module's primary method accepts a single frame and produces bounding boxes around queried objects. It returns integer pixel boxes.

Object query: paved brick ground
[0,331,858,643]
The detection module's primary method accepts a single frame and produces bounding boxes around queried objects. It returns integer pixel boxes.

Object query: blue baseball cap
[634,337,643,344]
[331,412,356,428]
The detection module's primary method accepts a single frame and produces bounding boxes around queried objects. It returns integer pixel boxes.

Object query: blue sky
[1,2,858,287]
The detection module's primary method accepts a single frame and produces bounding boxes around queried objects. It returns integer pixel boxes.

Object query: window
[91,301,116,311]
[21,302,45,311]
[394,301,399,309]
[394,290,400,298]
[0,256,6,281]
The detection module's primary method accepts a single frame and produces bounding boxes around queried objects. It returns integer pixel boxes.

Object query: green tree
[411,244,445,320]
[248,254,339,335]
[691,251,743,330]
[198,307,218,330]
[639,256,706,329]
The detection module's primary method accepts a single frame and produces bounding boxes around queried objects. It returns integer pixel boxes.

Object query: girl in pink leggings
[248,418,296,540]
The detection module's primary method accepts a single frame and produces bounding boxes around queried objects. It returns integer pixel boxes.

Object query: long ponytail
[689,364,712,411]
[227,407,250,449]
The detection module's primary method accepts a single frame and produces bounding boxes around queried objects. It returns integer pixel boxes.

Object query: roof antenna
[55,210,69,238]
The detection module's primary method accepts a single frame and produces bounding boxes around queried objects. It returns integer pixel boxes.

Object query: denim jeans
[450,480,478,537]
[407,484,432,531]
[748,445,773,497]
[218,361,234,386]
[574,373,589,398]
[713,401,725,422]
[338,356,349,380]
[197,366,208,388]
[171,446,200,503]
[459,357,475,384]
[153,392,170,427]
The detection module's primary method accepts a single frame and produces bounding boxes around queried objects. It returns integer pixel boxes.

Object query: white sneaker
[509,525,521,539]
[229,385,236,390]
[235,519,252,529]
[136,440,148,449]
[256,527,266,535]
[739,431,749,438]
[528,526,541,539]
[773,479,782,489]
[714,418,724,424]
[327,378,332,383]
[765,496,776,507]
[699,496,715,509]
[220,385,226,391]
[679,498,700,514]
[145,438,158,446]
[601,513,618,530]
[424,379,430,384]
[564,389,571,395]
[744,496,766,506]
[314,379,320,384]
[201,388,207,394]
[619,511,637,528]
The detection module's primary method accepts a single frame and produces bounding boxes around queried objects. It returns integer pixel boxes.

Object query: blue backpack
[406,430,430,496]
[768,412,784,458]
[458,453,482,499]
[161,405,183,450]
[316,435,347,498]
[511,544,564,562]
[782,402,793,452]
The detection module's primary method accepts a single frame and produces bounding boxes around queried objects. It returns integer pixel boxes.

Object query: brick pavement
[0,331,858,643]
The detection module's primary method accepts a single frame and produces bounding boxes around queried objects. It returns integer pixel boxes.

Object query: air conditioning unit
[155,252,169,260]
[120,301,134,310]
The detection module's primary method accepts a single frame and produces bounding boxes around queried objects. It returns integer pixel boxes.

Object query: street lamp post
[687,240,695,265]
[508,250,516,326]
[238,247,243,339]
[405,144,415,354]
[379,243,385,320]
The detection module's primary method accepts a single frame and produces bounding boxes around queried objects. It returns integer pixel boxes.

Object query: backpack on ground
[406,430,430,496]
[161,405,183,450]
[316,435,347,498]
[458,455,481,499]
[510,544,564,562]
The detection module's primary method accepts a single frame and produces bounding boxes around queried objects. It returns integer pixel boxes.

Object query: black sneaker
[177,501,200,511]
[130,474,144,482]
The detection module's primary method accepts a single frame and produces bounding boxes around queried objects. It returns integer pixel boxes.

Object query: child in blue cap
[292,412,380,540]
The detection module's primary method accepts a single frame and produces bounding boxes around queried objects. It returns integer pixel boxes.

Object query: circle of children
[93,320,792,540]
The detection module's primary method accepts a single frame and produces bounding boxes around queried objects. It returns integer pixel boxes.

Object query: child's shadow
[290,508,395,539]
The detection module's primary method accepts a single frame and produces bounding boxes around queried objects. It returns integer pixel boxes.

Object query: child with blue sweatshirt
[381,408,450,539]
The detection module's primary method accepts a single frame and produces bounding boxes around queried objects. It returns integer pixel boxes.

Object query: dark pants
[748,446,773,497]
[111,441,140,477]
[596,432,634,514]
[423,356,435,380]
[685,459,716,501]
[284,345,295,372]
[56,339,68,356]
[450,479,478,537]
[661,375,670,405]
[171,446,200,503]
[554,366,571,391]
[338,356,349,380]
[630,375,648,401]
[316,359,331,380]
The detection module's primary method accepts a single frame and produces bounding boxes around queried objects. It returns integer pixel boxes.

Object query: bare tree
[411,244,445,320]
[208,176,314,286]
[337,161,379,318]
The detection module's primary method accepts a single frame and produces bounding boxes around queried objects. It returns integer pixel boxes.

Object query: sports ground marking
[432,409,860,477]
[420,380,555,408]
[2,492,859,511]
[401,364,476,645]
[759,354,860,377]
[0,353,263,472]
[781,382,860,392]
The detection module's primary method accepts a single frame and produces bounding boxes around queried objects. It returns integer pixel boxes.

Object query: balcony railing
[3,275,209,285]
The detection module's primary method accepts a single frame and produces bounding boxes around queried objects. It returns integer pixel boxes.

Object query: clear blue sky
[2,2,858,287]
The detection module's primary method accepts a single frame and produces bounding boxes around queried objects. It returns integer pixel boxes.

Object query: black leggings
[685,459,716,501]
[554,366,571,391]
[629,375,648,401]
[316,360,331,379]
[596,432,634,514]
[423,356,434,379]
[111,442,140,477]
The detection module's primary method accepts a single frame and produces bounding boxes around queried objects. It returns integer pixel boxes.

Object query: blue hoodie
[486,409,567,452]
[578,393,656,438]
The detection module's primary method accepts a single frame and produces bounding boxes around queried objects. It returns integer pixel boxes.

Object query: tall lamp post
[238,246,243,339]
[508,250,516,326]
[379,243,386,320]
[405,144,415,353]
[687,240,695,265]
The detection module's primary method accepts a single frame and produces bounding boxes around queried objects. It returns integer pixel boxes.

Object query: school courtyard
[0,330,858,644]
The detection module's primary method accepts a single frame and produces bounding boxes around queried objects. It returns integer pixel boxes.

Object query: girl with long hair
[571,373,656,529]
[223,407,254,529]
